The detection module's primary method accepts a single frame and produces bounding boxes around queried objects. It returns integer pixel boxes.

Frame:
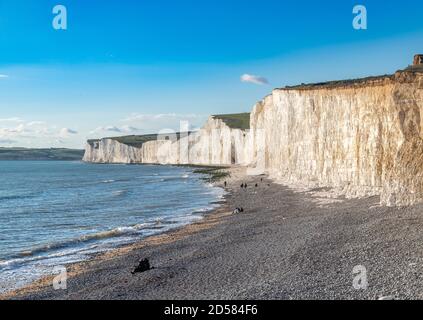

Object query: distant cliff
[0,148,84,161]
[83,113,252,166]
[84,66,423,206]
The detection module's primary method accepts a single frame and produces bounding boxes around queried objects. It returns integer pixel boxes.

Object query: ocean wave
[3,223,151,263]
[160,175,187,182]
[0,193,38,202]
[112,190,128,197]
[0,219,171,272]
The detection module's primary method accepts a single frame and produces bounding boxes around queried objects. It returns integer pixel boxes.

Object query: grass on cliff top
[88,134,161,148]
[88,132,195,148]
[282,74,394,90]
[110,134,158,148]
[212,113,250,130]
[282,65,423,90]
[0,148,84,161]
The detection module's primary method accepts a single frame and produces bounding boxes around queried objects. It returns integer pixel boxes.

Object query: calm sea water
[0,161,225,293]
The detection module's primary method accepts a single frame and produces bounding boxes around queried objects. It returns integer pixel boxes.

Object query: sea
[0,161,225,294]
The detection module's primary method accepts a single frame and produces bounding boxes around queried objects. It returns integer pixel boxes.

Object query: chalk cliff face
[84,70,423,206]
[250,71,423,206]
[83,139,143,164]
[83,116,252,166]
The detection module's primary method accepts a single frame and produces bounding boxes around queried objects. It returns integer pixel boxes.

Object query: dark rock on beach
[131,258,152,274]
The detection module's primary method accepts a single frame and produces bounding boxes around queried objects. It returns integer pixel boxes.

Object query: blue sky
[0,0,422,148]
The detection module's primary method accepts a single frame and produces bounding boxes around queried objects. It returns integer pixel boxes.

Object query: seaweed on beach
[191,166,231,183]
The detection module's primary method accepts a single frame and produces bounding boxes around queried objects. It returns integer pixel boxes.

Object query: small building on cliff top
[414,54,423,65]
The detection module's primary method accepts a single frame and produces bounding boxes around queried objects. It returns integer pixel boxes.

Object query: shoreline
[5,166,423,299]
[0,165,238,300]
[1,205,233,300]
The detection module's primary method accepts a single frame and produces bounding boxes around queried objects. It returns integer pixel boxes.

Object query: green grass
[0,148,85,161]
[282,65,423,91]
[282,74,394,90]
[89,132,193,148]
[212,113,250,130]
[88,134,158,148]
[110,134,159,148]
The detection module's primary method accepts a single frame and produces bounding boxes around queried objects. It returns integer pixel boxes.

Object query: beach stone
[132,258,152,274]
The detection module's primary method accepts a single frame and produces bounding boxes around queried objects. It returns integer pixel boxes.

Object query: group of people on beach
[240,178,263,189]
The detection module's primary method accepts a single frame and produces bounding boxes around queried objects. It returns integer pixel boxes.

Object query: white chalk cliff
[83,116,252,166]
[84,68,423,206]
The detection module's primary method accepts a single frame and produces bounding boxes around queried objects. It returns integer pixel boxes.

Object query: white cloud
[0,118,82,148]
[122,113,204,122]
[240,74,269,85]
[121,125,139,132]
[90,125,139,135]
[59,128,78,138]
[0,117,24,123]
[101,126,122,133]
[27,121,46,126]
[0,74,9,79]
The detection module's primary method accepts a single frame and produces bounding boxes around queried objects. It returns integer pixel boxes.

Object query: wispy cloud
[121,113,204,122]
[88,113,208,138]
[0,74,9,79]
[0,117,23,123]
[0,119,80,148]
[59,128,78,138]
[240,74,269,85]
[90,125,139,135]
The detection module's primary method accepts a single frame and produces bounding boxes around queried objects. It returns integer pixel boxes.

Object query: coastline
[1,204,233,300]
[5,166,423,299]
[0,165,239,300]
